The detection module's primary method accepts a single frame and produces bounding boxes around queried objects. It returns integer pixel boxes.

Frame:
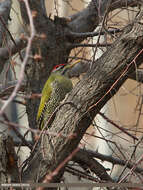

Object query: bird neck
[53,69,69,77]
[61,67,68,75]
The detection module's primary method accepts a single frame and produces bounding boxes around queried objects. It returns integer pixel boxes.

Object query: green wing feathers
[37,73,73,129]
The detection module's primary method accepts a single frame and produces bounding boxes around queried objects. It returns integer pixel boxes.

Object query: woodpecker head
[52,60,81,76]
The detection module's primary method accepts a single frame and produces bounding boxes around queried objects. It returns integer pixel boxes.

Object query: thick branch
[73,149,113,182]
[19,0,54,32]
[85,149,143,174]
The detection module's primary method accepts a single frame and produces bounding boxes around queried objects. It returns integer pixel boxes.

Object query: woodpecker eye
[53,64,66,71]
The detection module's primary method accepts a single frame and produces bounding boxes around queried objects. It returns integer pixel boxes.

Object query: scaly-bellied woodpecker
[37,60,80,129]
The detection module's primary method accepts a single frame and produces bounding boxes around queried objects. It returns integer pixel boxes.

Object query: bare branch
[0,80,26,97]
[66,0,141,42]
[66,166,99,182]
[99,112,138,141]
[84,149,143,175]
[0,38,27,75]
[2,113,33,150]
[119,153,143,182]
[128,69,143,83]
[0,0,35,115]
[110,0,142,11]
[73,149,113,182]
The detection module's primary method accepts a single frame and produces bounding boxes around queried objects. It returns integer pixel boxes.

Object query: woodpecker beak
[68,59,81,69]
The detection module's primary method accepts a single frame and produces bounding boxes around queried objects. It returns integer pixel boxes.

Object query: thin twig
[2,113,33,150]
[99,112,138,141]
[0,16,23,61]
[67,28,121,38]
